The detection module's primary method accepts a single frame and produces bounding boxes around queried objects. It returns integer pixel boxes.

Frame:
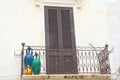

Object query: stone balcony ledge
[22,74,110,80]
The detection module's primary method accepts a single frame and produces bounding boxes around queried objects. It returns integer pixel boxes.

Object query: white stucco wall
[0,0,112,79]
[107,0,120,74]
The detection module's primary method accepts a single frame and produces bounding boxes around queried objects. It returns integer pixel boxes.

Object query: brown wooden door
[45,6,78,74]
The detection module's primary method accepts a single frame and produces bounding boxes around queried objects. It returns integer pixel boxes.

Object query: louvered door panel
[61,10,72,49]
[45,7,60,74]
[45,7,59,49]
[48,9,59,49]
[49,55,60,74]
[60,9,75,49]
[63,55,74,73]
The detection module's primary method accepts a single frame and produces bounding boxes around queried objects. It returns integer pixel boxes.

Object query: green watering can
[32,52,41,75]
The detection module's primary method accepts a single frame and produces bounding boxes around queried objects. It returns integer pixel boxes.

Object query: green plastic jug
[32,52,41,75]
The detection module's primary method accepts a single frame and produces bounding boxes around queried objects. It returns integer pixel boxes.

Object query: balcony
[21,43,111,77]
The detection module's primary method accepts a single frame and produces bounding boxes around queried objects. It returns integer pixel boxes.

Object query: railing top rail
[23,45,104,51]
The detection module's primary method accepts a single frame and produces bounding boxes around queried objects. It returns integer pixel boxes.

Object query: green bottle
[32,52,41,75]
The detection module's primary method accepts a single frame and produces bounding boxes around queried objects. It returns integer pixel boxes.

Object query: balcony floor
[22,74,110,80]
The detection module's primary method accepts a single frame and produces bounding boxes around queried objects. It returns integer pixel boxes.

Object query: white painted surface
[0,0,115,79]
[107,0,120,74]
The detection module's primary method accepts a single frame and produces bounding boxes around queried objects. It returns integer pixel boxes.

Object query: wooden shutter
[45,7,59,49]
[63,55,74,73]
[45,6,77,74]
[60,8,77,73]
[60,9,75,49]
[49,55,60,74]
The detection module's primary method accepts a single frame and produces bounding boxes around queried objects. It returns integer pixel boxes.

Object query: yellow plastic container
[24,65,32,75]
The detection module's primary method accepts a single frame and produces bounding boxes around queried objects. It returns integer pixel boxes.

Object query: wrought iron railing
[77,47,103,74]
[21,43,111,77]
